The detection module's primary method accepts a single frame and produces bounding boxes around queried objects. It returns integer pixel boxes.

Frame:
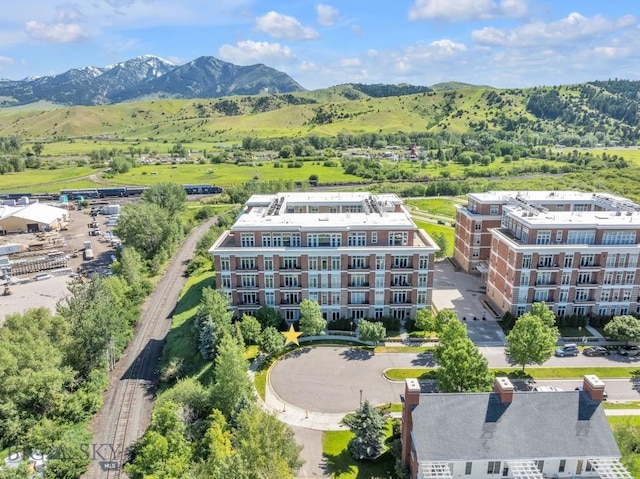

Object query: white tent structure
[0,203,69,234]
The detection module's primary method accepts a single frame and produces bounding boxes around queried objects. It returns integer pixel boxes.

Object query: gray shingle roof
[411,390,620,462]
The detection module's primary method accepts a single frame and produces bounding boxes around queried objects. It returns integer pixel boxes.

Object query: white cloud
[472,12,637,47]
[339,58,361,67]
[299,60,318,71]
[218,40,295,65]
[25,21,90,43]
[316,4,338,27]
[409,0,527,22]
[0,56,15,65]
[55,4,85,23]
[255,11,319,40]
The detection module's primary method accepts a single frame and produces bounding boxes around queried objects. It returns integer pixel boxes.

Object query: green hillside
[1,80,639,153]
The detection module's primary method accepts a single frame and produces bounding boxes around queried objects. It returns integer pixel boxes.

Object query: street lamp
[359,389,363,405]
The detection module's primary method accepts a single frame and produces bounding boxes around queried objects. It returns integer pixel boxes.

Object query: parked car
[555,343,579,357]
[534,386,563,392]
[583,346,610,357]
[617,345,640,357]
[89,229,101,236]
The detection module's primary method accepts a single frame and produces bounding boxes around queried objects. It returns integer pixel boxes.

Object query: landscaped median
[384,366,640,381]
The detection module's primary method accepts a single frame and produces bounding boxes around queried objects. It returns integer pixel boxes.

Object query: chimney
[583,374,606,402]
[494,377,514,404]
[401,378,421,467]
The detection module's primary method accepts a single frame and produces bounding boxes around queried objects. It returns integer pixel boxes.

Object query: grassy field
[405,197,463,218]
[323,420,395,479]
[158,271,215,391]
[385,366,640,381]
[0,165,98,193]
[413,219,455,257]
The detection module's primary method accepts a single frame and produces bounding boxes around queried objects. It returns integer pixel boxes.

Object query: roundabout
[267,345,432,415]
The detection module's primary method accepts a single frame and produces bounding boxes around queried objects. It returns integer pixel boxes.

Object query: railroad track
[83,217,217,478]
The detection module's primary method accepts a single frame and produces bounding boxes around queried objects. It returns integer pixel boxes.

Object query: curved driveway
[269,346,640,413]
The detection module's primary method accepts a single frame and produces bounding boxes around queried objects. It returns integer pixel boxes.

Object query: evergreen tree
[343,400,386,460]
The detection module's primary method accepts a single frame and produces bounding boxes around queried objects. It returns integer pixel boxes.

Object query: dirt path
[82,217,217,478]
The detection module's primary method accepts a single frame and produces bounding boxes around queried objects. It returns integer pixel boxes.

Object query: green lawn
[254,370,268,401]
[158,271,215,391]
[323,421,395,479]
[0,165,98,193]
[413,219,455,257]
[244,345,260,361]
[405,197,462,218]
[385,366,640,381]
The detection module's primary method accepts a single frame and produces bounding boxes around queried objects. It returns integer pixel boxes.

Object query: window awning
[588,458,633,479]
[419,462,453,479]
[507,460,544,479]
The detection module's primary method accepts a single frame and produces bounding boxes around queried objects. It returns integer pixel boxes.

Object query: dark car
[583,346,610,357]
[617,345,640,357]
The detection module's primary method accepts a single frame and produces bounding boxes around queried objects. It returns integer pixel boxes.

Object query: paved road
[270,346,640,415]
[83,217,217,478]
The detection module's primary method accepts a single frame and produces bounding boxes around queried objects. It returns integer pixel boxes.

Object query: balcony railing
[348,264,369,270]
[391,281,412,287]
[280,283,301,288]
[392,263,413,269]
[349,282,370,288]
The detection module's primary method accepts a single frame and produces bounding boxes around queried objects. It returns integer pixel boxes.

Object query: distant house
[401,375,631,479]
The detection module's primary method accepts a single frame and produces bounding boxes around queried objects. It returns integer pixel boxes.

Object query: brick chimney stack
[583,374,606,402]
[401,379,421,469]
[494,377,514,404]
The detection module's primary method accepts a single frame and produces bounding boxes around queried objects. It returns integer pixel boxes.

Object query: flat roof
[235,192,415,230]
[468,190,637,207]
[505,207,640,228]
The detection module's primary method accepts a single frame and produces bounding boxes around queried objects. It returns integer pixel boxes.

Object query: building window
[285,309,299,322]
[392,274,409,286]
[606,254,616,268]
[375,275,385,288]
[240,233,255,247]
[376,256,385,270]
[331,274,341,288]
[308,275,318,288]
[577,272,591,284]
[418,274,428,287]
[534,290,549,302]
[465,462,472,475]
[603,231,637,245]
[561,273,571,285]
[536,231,552,245]
[472,249,480,259]
[241,292,258,305]
[221,275,231,289]
[557,306,566,316]
[282,292,300,305]
[623,289,632,301]
[490,205,499,215]
[239,258,256,270]
[374,290,385,305]
[417,291,427,304]
[392,291,408,304]
[282,257,299,270]
[348,232,367,246]
[536,272,551,285]
[600,289,610,302]
[374,307,384,319]
[264,274,274,289]
[264,256,273,271]
[308,233,341,247]
[240,275,256,287]
[603,272,613,285]
[371,232,377,244]
[520,272,530,286]
[308,257,318,270]
[559,290,568,302]
[282,275,299,287]
[390,231,408,246]
[331,256,341,270]
[563,255,573,268]
[559,460,566,473]
[487,461,501,474]
[220,256,230,271]
[474,222,482,231]
[473,234,481,245]
[308,292,318,302]
[586,462,593,472]
[522,254,532,269]
[351,274,367,287]
[566,230,596,245]
[350,292,365,304]
[265,292,275,306]
[393,256,410,268]
[419,255,429,269]
[350,256,367,269]
[331,292,341,304]
[538,255,554,267]
[580,254,595,267]
[575,289,589,301]
[625,273,635,285]
[629,254,639,267]
[516,306,527,316]
[534,460,544,472]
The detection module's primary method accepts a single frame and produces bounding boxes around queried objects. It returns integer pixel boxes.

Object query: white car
[534,386,564,392]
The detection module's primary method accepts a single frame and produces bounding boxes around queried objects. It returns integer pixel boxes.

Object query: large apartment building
[209,192,439,322]
[454,191,640,317]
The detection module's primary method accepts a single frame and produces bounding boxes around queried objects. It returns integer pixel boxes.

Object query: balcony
[348,264,369,270]
[537,263,558,269]
[349,282,370,288]
[574,296,597,303]
[237,265,257,271]
[578,263,600,269]
[280,299,300,305]
[280,283,301,289]
[280,264,301,270]
[238,301,260,306]
[392,263,413,270]
[391,281,412,288]
[535,281,555,286]
[237,283,258,289]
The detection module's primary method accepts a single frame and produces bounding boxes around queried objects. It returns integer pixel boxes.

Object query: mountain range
[0,55,305,107]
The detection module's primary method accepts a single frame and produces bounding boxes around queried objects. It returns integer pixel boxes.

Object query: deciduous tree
[211,334,253,418]
[142,182,187,216]
[436,338,492,392]
[357,320,386,345]
[604,315,640,345]
[299,300,326,336]
[258,326,285,356]
[505,312,558,371]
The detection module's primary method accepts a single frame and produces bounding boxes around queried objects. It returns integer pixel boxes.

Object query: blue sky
[1,0,639,90]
